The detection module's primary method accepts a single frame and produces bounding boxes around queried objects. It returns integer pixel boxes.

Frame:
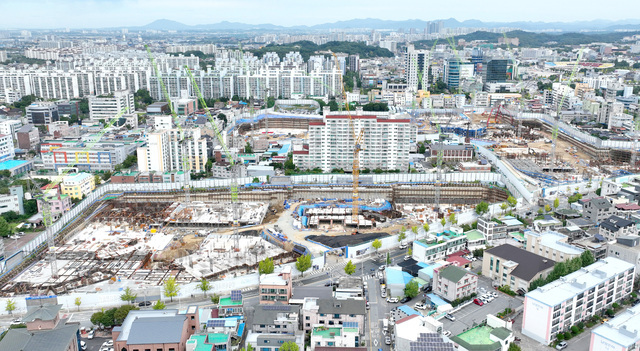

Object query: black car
[400,296,411,304]
[138,301,152,307]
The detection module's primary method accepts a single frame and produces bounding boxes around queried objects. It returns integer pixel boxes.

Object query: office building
[405,44,430,91]
[432,264,478,302]
[112,306,200,351]
[522,257,635,344]
[88,89,135,120]
[0,134,15,161]
[525,231,584,262]
[293,108,416,173]
[16,125,39,150]
[55,100,80,116]
[61,172,95,199]
[484,59,510,83]
[590,304,640,351]
[444,59,473,90]
[137,128,208,173]
[483,244,556,294]
[26,102,59,125]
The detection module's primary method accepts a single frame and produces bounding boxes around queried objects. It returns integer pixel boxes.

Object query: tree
[407,247,413,256]
[398,231,406,243]
[120,287,137,304]
[90,310,104,327]
[259,257,275,275]
[507,196,517,208]
[244,142,253,154]
[371,239,382,252]
[449,213,457,225]
[280,341,299,351]
[537,208,544,215]
[553,198,560,209]
[114,305,139,325]
[440,217,446,227]
[196,278,211,297]
[386,252,391,265]
[94,175,101,186]
[422,223,430,233]
[153,300,166,310]
[344,260,356,275]
[102,171,112,181]
[240,345,255,351]
[500,203,509,214]
[5,299,16,315]
[163,277,180,302]
[0,217,12,237]
[475,201,489,215]
[252,177,260,183]
[580,250,595,267]
[295,254,312,276]
[545,204,552,212]
[507,343,522,351]
[74,297,82,311]
[404,280,419,298]
[211,294,221,304]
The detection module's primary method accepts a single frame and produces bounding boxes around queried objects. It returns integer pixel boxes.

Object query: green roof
[464,229,485,241]
[313,327,342,338]
[187,335,213,351]
[490,327,512,340]
[219,297,242,306]
[207,333,229,344]
[437,265,469,283]
[450,325,503,351]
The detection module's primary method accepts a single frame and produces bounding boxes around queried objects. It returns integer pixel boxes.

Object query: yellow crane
[332,53,365,226]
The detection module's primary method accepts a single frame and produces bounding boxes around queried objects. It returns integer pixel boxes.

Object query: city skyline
[0,0,639,29]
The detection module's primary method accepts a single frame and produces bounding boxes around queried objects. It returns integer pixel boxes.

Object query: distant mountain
[134,18,640,33]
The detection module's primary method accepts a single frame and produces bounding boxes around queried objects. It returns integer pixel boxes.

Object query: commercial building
[413,230,468,263]
[112,306,200,351]
[293,108,416,173]
[0,133,15,161]
[61,172,95,199]
[259,266,293,304]
[483,245,556,294]
[310,326,359,351]
[589,304,640,351]
[251,303,300,334]
[147,102,171,115]
[26,102,59,125]
[88,89,135,120]
[16,124,40,150]
[525,231,584,262]
[522,257,635,344]
[41,142,135,171]
[484,59,510,83]
[599,215,637,240]
[137,128,208,173]
[428,144,474,162]
[432,264,478,302]
[607,235,640,274]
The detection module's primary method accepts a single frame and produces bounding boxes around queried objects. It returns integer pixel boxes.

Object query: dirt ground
[157,234,204,261]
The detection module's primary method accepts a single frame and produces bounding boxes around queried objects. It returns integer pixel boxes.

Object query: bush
[612,302,620,309]
[564,332,572,340]
[571,326,579,334]
[556,333,565,341]
[497,285,517,296]
[577,322,585,330]
[606,309,615,317]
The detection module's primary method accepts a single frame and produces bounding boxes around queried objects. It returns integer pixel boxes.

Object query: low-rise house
[252,303,300,334]
[599,215,637,240]
[310,326,360,351]
[112,306,200,351]
[394,315,445,351]
[245,333,304,351]
[259,266,293,304]
[301,297,366,334]
[186,333,230,351]
[61,172,95,199]
[524,230,584,262]
[533,215,563,232]
[432,264,478,302]
[477,217,507,242]
[581,197,615,223]
[217,293,243,317]
[450,314,514,351]
[483,245,556,294]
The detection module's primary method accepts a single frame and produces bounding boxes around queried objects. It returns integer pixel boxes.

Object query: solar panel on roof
[207,319,226,328]
[230,290,242,301]
[343,321,358,328]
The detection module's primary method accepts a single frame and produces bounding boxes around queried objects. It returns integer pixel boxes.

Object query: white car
[443,330,452,337]
[381,290,387,298]
[87,330,95,339]
[404,255,411,260]
[491,292,498,298]
[386,297,399,303]
[102,340,114,347]
[80,341,87,351]
[414,303,428,310]
[385,336,392,345]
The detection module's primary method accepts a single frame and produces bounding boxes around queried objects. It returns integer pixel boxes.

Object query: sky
[0,0,639,29]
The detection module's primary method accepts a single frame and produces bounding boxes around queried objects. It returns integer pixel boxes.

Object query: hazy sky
[1,0,639,29]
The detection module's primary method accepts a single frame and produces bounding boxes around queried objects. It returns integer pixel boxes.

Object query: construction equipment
[434,124,445,212]
[486,105,503,128]
[333,53,364,226]
[184,66,241,238]
[145,46,192,203]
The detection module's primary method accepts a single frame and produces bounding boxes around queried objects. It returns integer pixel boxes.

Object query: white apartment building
[0,193,21,215]
[522,257,635,344]
[137,128,208,173]
[153,115,173,130]
[525,231,584,262]
[0,120,22,138]
[0,51,7,62]
[405,44,430,91]
[293,108,416,173]
[310,326,359,351]
[590,304,640,351]
[0,134,15,162]
[89,90,135,120]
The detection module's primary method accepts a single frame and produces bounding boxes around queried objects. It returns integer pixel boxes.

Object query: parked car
[491,292,498,298]
[399,244,408,249]
[556,341,568,350]
[379,265,386,271]
[404,255,411,261]
[138,301,152,307]
[414,303,427,310]
[87,330,95,339]
[381,289,387,298]
[443,330,452,337]
[386,297,399,303]
[385,336,392,345]
[102,341,114,347]
[80,341,87,351]
[445,314,456,321]
[366,301,370,310]
[400,296,411,304]
[473,298,484,306]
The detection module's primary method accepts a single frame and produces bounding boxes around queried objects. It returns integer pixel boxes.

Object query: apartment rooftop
[525,257,635,307]
[592,304,640,348]
[527,231,584,255]
[416,230,464,248]
[259,266,291,286]
[485,244,556,281]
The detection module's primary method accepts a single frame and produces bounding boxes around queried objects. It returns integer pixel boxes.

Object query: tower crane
[184,67,241,239]
[333,53,364,226]
[145,46,192,203]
